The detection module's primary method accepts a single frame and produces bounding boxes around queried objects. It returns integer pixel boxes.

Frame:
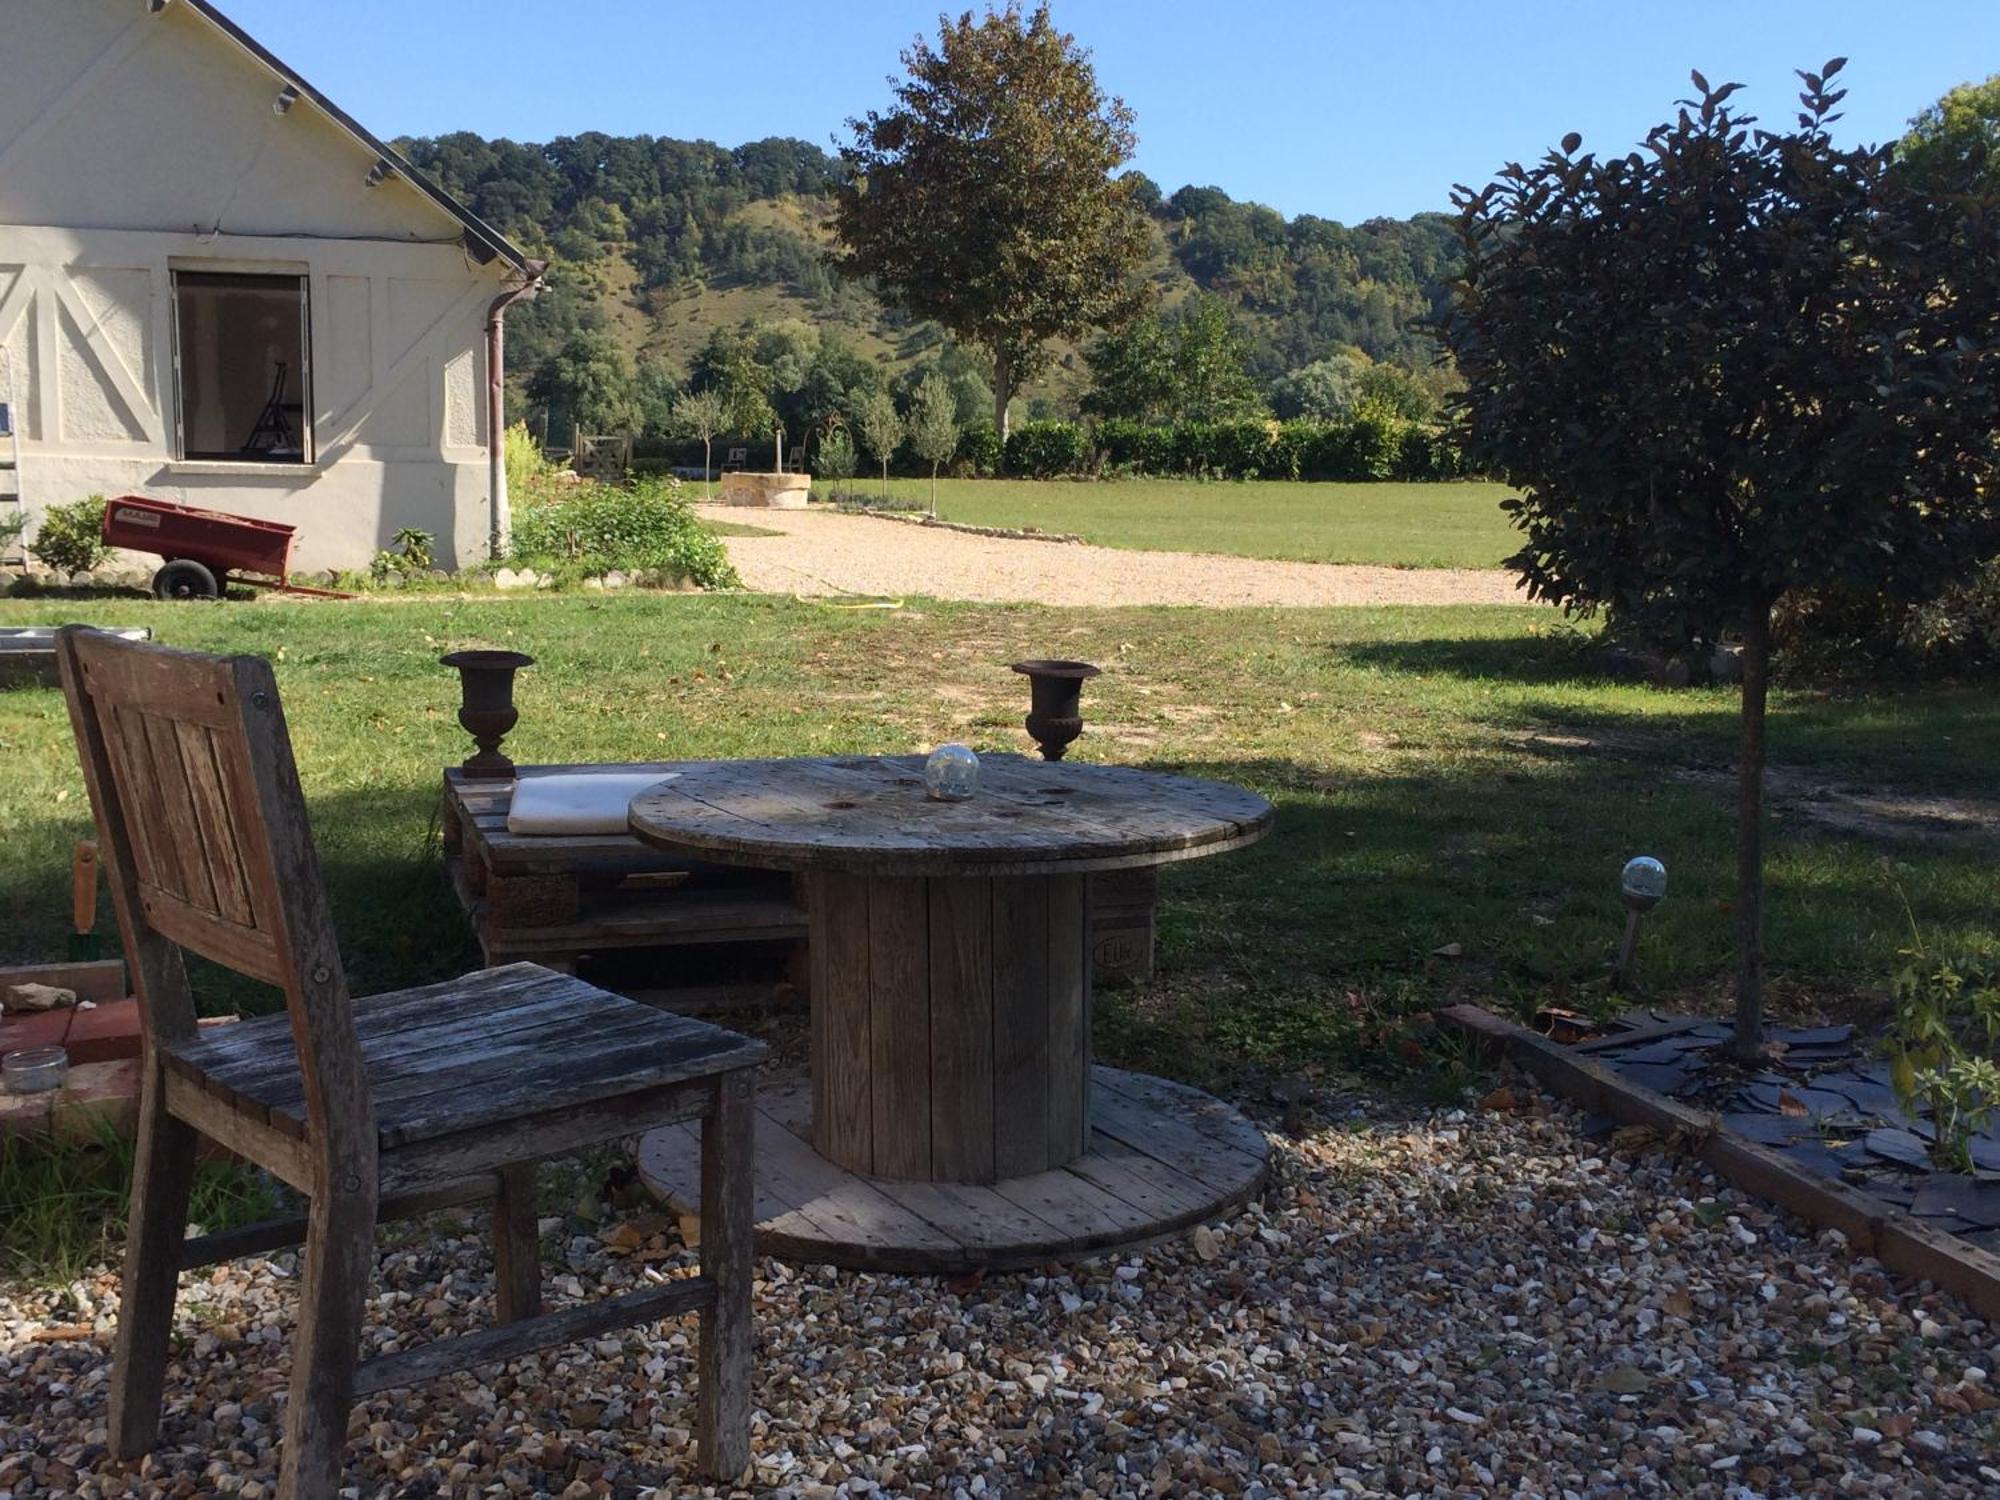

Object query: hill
[394,131,1462,433]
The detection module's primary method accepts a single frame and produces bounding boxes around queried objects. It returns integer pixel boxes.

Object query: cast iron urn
[440,649,535,778]
[1011,659,1102,761]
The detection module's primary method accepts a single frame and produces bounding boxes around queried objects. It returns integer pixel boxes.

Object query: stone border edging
[1436,1002,2000,1320]
[844,508,1084,545]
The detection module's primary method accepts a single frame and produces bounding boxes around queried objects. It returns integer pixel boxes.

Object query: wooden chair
[55,628,765,1499]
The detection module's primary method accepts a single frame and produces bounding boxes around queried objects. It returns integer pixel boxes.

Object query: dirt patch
[701,504,1531,608]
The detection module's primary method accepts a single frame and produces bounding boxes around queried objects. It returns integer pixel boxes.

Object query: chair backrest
[56,628,370,1153]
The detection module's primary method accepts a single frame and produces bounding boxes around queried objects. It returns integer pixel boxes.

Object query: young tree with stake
[854,390,904,504]
[906,371,961,517]
[1446,64,2000,1060]
[672,388,727,499]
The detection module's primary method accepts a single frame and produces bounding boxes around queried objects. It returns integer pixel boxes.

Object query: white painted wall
[0,0,518,572]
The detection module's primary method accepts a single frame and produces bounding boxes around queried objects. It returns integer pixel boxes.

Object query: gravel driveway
[704,506,1530,607]
[6,1083,1997,1497]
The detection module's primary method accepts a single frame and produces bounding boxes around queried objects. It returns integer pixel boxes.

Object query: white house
[0,0,541,575]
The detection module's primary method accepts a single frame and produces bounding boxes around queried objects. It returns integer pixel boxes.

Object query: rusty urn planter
[441,649,535,778]
[1011,659,1102,761]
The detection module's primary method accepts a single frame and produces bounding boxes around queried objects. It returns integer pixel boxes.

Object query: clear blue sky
[219,0,1999,222]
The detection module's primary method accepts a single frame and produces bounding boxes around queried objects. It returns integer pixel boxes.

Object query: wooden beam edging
[1435,1003,2000,1322]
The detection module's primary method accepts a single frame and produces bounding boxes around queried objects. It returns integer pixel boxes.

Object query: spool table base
[638,1065,1269,1275]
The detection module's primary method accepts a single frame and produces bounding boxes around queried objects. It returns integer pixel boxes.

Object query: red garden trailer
[100,496,350,600]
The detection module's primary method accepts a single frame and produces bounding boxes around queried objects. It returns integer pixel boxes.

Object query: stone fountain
[717,424,811,509]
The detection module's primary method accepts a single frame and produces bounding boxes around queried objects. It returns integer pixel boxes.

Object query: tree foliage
[1896,73,2000,197]
[832,3,1150,437]
[906,370,962,512]
[1446,64,2000,1055]
[1085,292,1263,422]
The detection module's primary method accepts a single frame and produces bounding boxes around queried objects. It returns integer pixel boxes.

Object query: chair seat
[163,963,766,1148]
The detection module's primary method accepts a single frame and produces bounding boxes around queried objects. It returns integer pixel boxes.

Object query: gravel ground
[4,1082,1998,1498]
[700,507,1530,608]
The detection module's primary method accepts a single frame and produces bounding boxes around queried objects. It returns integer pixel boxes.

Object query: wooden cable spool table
[630,754,1276,1271]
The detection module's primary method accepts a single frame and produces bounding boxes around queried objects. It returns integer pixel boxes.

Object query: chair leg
[493,1162,540,1322]
[109,1064,198,1459]
[697,1070,755,1481]
[278,1188,375,1500]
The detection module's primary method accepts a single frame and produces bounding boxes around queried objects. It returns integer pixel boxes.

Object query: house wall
[0,0,514,573]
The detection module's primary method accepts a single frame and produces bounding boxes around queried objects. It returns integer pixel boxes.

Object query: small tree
[673,388,727,499]
[853,389,904,504]
[833,3,1150,440]
[813,425,858,499]
[1446,64,2000,1060]
[905,371,960,516]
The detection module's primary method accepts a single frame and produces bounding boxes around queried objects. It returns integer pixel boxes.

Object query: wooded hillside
[395,131,1460,429]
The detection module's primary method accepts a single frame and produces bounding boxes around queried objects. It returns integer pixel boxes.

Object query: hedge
[1092,416,1464,481]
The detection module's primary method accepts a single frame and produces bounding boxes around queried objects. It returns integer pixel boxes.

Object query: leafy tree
[813,425,858,494]
[853,389,904,501]
[688,326,776,439]
[1896,73,2000,195]
[527,329,636,442]
[906,371,961,515]
[1270,350,1370,421]
[1085,292,1260,421]
[1352,364,1435,423]
[1446,64,2000,1059]
[1170,293,1263,421]
[632,356,681,438]
[832,3,1150,439]
[672,388,727,497]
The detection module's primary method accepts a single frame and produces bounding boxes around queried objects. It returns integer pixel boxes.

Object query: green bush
[1170,420,1272,479]
[510,475,738,589]
[1003,420,1088,478]
[31,495,110,576]
[955,421,1002,477]
[1777,558,2000,679]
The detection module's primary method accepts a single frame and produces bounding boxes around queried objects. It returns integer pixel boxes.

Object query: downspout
[486,266,545,561]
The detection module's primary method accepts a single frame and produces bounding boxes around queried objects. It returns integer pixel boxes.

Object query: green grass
[1,1118,282,1281]
[3,594,1994,1082]
[4,591,1997,1272]
[846,477,1522,568]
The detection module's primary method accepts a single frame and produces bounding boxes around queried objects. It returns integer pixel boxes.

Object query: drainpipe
[486,267,544,561]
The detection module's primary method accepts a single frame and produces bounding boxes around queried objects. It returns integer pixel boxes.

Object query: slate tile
[1863,1128,1934,1171]
[1910,1174,2000,1229]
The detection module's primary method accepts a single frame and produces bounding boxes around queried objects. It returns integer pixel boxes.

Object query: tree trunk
[930,462,939,519]
[881,458,890,506]
[703,437,712,500]
[1731,604,1773,1062]
[993,351,1013,445]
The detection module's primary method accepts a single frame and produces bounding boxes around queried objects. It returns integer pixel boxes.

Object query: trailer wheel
[152,559,220,601]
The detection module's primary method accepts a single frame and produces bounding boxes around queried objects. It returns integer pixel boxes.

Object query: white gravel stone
[4,1090,1999,1496]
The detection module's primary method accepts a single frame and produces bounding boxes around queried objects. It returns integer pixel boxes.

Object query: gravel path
[702,507,1530,608]
[6,1077,1997,1498]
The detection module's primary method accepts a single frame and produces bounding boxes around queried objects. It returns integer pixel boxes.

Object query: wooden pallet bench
[441,766,808,990]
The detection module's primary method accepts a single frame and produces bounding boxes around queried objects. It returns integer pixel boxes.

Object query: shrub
[1170,420,1271,479]
[1776,558,2000,679]
[1003,420,1087,478]
[510,475,738,589]
[955,420,1002,477]
[1886,951,2000,1172]
[31,495,109,576]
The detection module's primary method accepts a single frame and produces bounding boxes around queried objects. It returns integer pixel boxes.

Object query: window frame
[168,265,316,466]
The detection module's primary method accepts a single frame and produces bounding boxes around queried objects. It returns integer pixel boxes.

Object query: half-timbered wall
[0,0,513,571]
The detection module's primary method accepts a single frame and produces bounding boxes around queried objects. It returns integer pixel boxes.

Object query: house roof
[177,0,537,276]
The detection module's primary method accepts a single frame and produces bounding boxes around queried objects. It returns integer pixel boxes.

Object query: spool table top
[628,754,1273,877]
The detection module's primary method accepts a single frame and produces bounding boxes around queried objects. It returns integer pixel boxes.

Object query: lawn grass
[3,593,1995,1102]
[845,477,1522,568]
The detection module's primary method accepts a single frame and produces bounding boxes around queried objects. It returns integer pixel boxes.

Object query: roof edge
[175,0,535,276]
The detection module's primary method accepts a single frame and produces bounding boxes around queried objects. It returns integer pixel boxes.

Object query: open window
[172,271,312,463]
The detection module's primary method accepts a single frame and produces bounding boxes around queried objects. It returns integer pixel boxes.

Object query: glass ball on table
[925,743,980,801]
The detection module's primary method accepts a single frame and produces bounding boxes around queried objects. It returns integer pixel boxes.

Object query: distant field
[859,478,1522,569]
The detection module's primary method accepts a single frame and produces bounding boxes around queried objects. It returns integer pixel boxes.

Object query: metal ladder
[0,346,22,566]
